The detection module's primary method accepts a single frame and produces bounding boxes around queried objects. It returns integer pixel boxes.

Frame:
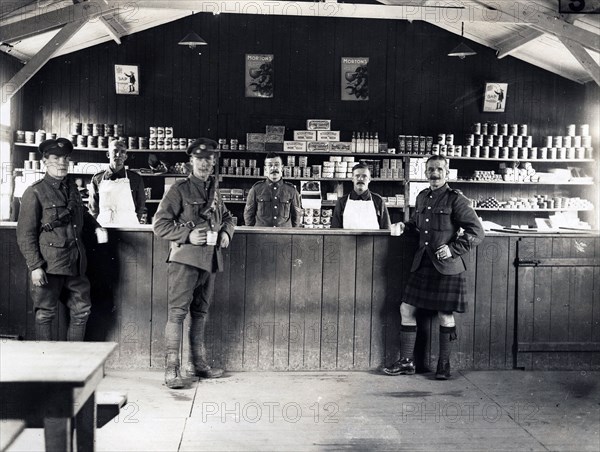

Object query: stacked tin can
[397,135,433,155]
[459,122,534,159]
[66,122,124,148]
[542,124,592,160]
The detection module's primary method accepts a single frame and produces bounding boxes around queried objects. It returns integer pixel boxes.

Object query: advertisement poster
[482,82,508,112]
[114,64,139,95]
[341,57,369,101]
[245,54,274,98]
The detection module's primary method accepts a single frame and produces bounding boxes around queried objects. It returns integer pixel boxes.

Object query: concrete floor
[8,370,599,451]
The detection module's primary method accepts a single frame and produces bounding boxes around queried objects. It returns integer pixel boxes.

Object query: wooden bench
[0,419,26,452]
[96,391,128,428]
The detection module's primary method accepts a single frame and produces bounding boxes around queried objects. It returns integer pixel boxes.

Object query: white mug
[206,230,218,246]
[96,228,108,244]
[390,223,403,237]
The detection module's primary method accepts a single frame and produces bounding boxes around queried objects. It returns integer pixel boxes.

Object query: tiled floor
[8,369,600,451]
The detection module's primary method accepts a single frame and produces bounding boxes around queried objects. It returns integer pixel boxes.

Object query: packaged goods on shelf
[329,142,352,152]
[266,125,285,135]
[284,141,307,152]
[307,142,329,152]
[317,131,340,141]
[246,133,266,143]
[306,119,331,130]
[294,131,317,141]
[265,142,283,152]
[265,133,284,143]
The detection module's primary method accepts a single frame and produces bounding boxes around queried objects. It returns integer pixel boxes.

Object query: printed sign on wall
[341,57,369,101]
[115,64,139,95]
[483,82,508,112]
[245,54,274,98]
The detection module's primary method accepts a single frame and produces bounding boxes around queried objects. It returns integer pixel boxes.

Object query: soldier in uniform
[153,138,236,389]
[383,155,484,379]
[16,138,107,341]
[243,153,302,227]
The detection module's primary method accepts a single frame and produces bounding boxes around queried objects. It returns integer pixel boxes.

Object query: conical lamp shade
[178,31,208,48]
[448,41,477,59]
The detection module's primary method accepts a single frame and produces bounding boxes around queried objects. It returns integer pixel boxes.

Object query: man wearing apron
[331,163,391,229]
[89,139,145,225]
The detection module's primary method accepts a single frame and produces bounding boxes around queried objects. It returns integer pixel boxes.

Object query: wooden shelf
[223,199,404,209]
[408,179,594,185]
[219,149,403,158]
[397,153,594,162]
[14,142,186,153]
[219,175,404,182]
[475,207,593,212]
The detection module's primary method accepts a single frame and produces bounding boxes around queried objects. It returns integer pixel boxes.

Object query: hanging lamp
[448,22,476,59]
[178,12,208,49]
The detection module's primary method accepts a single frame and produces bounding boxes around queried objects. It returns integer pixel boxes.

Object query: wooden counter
[1,224,598,371]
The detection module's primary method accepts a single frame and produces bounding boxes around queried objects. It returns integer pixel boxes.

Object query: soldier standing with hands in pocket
[153,138,235,389]
[384,155,484,379]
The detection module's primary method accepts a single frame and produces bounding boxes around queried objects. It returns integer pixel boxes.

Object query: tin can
[81,124,92,136]
[566,148,575,159]
[149,137,157,150]
[489,122,498,135]
[481,123,488,135]
[491,146,499,158]
[71,123,82,135]
[518,124,527,136]
[222,158,230,167]
[515,136,523,148]
[93,124,104,137]
[579,124,589,136]
[49,133,57,140]
[419,136,426,153]
[230,139,239,146]
[35,131,46,144]
[128,136,138,149]
[412,136,420,153]
[149,127,157,137]
[15,130,25,142]
[549,147,557,159]
[303,167,312,178]
[253,167,262,176]
[563,136,572,148]
[249,159,257,168]
[528,148,537,159]
[525,136,533,148]
[398,135,406,152]
[481,146,489,158]
[405,136,413,153]
[236,167,243,176]
[139,137,149,149]
[99,136,109,148]
[446,145,455,157]
[287,156,296,166]
[165,127,173,138]
[518,148,527,159]
[558,147,566,159]
[437,133,446,145]
[545,136,552,147]
[157,127,165,137]
[499,123,508,136]
[293,167,301,178]
[239,159,246,168]
[494,135,503,147]
[230,159,238,168]
[471,146,480,158]
[157,138,165,150]
[581,136,591,147]
[445,134,454,145]
[472,123,481,134]
[115,124,124,136]
[485,135,494,146]
[566,124,576,136]
[576,147,585,159]
[77,135,87,147]
[552,136,562,148]
[312,165,322,178]
[164,138,172,150]
[500,147,509,159]
[188,138,195,147]
[431,144,440,155]
[25,131,35,144]
[510,147,518,159]
[573,136,582,147]
[298,156,308,167]
[538,147,547,159]
[104,124,114,137]
[474,135,483,146]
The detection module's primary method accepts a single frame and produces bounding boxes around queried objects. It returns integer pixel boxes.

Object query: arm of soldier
[379,198,391,230]
[88,174,101,218]
[152,185,190,244]
[134,174,146,220]
[331,197,345,228]
[291,188,302,228]
[219,201,236,248]
[243,186,257,226]
[448,194,485,256]
[16,188,46,278]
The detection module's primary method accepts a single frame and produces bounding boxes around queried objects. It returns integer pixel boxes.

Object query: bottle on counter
[374,132,379,153]
[351,132,357,153]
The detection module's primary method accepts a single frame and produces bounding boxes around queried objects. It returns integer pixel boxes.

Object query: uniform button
[425,231,429,234]
[427,206,431,210]
[274,216,277,219]
[274,197,277,200]
[429,195,432,198]
[274,205,278,209]
[425,219,429,222]
[425,241,429,245]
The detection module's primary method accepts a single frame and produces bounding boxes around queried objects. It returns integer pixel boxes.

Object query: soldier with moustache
[153,138,235,389]
[383,155,484,379]
[16,138,107,341]
[243,153,302,227]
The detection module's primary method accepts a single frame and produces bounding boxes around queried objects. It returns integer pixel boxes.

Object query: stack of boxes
[302,208,333,229]
[219,157,260,176]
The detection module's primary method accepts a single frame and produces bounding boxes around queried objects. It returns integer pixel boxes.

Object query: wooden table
[0,341,117,451]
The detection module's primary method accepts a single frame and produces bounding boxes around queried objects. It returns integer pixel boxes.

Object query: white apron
[343,194,380,229]
[96,171,140,226]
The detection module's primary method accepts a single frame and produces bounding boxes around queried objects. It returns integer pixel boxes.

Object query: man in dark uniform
[331,162,391,229]
[243,153,302,227]
[89,139,146,224]
[16,138,107,341]
[153,138,236,389]
[383,155,484,379]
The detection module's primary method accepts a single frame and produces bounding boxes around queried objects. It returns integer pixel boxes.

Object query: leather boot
[436,326,457,380]
[165,353,184,389]
[185,317,224,379]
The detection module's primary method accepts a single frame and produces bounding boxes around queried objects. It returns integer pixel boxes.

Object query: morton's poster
[245,54,274,98]
[341,57,369,101]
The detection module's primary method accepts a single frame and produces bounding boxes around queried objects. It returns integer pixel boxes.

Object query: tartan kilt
[403,254,468,313]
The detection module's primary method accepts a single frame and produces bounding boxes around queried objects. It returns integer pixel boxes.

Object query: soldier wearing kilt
[383,155,484,379]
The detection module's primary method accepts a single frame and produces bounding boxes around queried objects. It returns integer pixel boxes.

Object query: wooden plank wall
[17,14,593,148]
[0,228,528,370]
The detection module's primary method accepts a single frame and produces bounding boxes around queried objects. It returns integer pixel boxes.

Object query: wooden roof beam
[472,0,600,53]
[559,36,600,86]
[0,1,118,43]
[98,15,126,45]
[1,19,87,104]
[496,27,544,59]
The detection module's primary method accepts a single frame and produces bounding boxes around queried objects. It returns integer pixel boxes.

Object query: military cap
[38,138,74,156]
[187,138,219,158]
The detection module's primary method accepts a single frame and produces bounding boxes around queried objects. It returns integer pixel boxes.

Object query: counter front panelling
[2,225,598,370]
